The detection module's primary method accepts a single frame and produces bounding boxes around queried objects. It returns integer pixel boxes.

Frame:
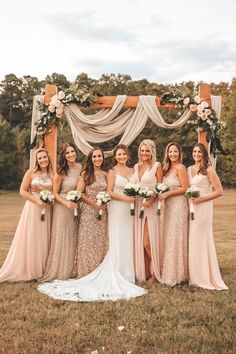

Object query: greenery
[0,73,235,189]
[0,191,235,353]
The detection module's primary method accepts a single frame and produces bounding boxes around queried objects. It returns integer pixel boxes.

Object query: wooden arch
[43,83,211,172]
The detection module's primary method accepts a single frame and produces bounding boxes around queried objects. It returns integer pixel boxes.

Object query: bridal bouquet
[153,183,170,215]
[185,187,200,220]
[39,190,54,221]
[95,191,111,220]
[66,190,82,221]
[124,182,140,215]
[138,187,154,219]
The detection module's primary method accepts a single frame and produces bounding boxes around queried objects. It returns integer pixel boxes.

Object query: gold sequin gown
[161,171,189,286]
[40,164,81,281]
[75,175,108,278]
[0,171,52,282]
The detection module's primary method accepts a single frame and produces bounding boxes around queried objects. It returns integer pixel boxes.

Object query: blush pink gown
[0,172,52,282]
[134,162,162,282]
[188,167,228,290]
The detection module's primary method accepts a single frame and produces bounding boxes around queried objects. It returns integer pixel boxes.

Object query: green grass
[0,191,235,354]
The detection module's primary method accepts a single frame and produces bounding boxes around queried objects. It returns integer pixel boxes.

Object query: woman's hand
[125,196,136,203]
[158,191,170,201]
[65,201,78,209]
[37,199,48,209]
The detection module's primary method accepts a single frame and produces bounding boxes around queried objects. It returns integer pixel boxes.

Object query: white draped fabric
[31,95,221,158]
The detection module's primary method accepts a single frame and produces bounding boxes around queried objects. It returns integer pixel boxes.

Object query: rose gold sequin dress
[161,171,189,286]
[0,171,52,282]
[75,175,108,278]
[40,164,81,281]
[188,167,228,290]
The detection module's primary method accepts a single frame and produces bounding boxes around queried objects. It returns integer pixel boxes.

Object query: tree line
[0,72,235,189]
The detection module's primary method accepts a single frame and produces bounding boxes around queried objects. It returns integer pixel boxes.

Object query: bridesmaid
[0,148,53,282]
[75,147,108,278]
[40,143,82,281]
[160,142,189,287]
[134,139,163,287]
[188,143,228,290]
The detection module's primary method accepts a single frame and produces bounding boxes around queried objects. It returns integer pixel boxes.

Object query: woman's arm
[192,166,223,204]
[159,164,189,200]
[107,169,135,203]
[142,163,163,208]
[53,173,76,209]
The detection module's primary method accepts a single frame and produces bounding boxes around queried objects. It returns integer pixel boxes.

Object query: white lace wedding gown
[38,174,147,301]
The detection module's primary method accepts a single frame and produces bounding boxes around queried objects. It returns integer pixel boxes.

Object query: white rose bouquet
[95,191,111,220]
[39,190,54,221]
[185,187,200,220]
[123,182,140,215]
[153,183,170,215]
[66,190,82,221]
[138,187,154,219]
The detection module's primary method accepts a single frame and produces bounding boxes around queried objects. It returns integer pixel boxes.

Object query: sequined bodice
[30,172,53,194]
[164,171,181,190]
[60,164,82,196]
[114,174,135,195]
[85,175,107,200]
[188,166,211,195]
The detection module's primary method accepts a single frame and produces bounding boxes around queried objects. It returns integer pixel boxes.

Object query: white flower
[201,101,209,108]
[197,104,205,112]
[194,95,201,104]
[205,108,212,116]
[48,105,55,113]
[58,90,65,100]
[66,190,81,202]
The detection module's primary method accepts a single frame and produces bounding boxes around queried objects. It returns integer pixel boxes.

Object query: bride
[38,144,147,301]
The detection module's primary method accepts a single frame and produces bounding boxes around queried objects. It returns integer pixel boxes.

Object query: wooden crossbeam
[42,83,211,170]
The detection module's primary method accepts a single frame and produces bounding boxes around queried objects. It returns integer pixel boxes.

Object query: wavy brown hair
[82,147,105,185]
[162,142,183,174]
[34,148,52,173]
[57,143,78,176]
[193,142,211,175]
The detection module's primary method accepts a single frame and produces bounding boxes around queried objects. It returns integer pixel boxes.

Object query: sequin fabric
[161,171,189,286]
[40,164,81,281]
[75,174,108,278]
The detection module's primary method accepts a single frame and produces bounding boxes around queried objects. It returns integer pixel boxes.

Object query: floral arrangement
[138,187,154,219]
[39,190,54,221]
[32,83,96,145]
[185,187,200,220]
[95,191,111,220]
[153,183,170,215]
[66,190,82,221]
[160,91,226,139]
[124,182,140,215]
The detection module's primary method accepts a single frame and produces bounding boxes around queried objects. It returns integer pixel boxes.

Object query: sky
[0,0,235,84]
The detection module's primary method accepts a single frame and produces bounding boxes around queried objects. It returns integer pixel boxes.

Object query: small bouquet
[153,183,170,215]
[185,187,200,220]
[39,190,54,221]
[95,191,111,220]
[124,182,140,215]
[138,187,154,219]
[66,190,82,221]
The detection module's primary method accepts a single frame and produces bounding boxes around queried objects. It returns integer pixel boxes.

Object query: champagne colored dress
[188,167,228,290]
[0,171,52,282]
[161,171,189,286]
[38,174,146,301]
[75,174,108,278]
[40,164,81,281]
[134,162,162,282]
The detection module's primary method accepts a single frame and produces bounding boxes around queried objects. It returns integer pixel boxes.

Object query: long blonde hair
[162,142,183,174]
[138,139,156,166]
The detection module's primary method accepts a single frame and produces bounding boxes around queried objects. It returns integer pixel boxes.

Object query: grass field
[0,191,235,354]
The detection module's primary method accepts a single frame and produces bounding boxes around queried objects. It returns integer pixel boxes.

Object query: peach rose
[189,104,197,112]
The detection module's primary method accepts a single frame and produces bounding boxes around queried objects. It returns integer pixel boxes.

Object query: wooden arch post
[43,84,57,173]
[43,82,212,169]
